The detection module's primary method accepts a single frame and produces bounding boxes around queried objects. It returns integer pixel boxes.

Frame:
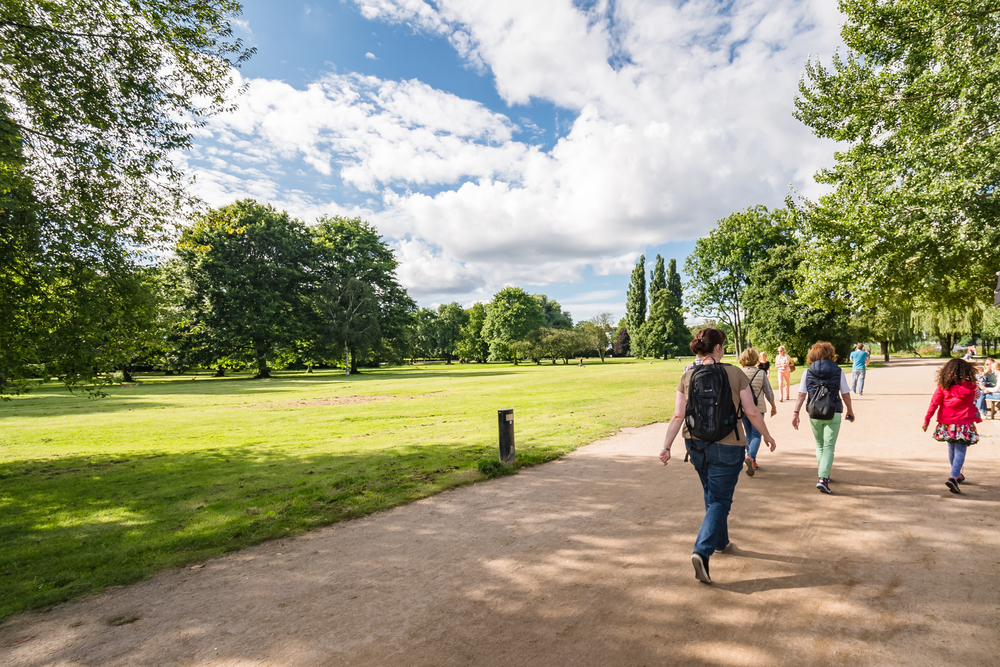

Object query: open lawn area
[0,357,804,622]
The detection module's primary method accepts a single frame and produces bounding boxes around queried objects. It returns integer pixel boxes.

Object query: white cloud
[188,0,844,304]
[365,52,377,60]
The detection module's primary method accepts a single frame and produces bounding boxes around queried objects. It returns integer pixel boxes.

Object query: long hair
[938,358,977,389]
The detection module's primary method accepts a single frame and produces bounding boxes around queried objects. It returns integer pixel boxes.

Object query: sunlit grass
[0,355,792,621]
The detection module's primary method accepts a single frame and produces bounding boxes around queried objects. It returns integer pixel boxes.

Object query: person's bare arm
[660,390,686,465]
[740,387,776,451]
[791,392,807,430]
[842,392,855,421]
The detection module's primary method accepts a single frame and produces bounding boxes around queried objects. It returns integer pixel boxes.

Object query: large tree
[795,0,1000,352]
[311,216,415,372]
[534,294,573,329]
[176,200,311,379]
[482,286,545,363]
[0,0,252,394]
[685,205,795,354]
[456,303,490,362]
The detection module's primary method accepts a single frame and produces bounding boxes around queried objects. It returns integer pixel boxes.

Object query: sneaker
[816,478,832,494]
[744,456,755,477]
[714,541,732,554]
[946,477,961,494]
[691,553,712,584]
[957,474,965,483]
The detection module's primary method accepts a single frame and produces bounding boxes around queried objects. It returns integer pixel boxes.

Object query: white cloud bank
[187,0,843,301]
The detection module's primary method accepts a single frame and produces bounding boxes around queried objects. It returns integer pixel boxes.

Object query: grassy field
[0,356,801,622]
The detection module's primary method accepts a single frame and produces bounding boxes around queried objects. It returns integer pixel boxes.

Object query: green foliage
[583,311,615,361]
[176,200,312,378]
[311,216,415,372]
[457,303,490,362]
[744,242,853,363]
[685,205,795,354]
[482,287,545,363]
[644,258,689,359]
[534,294,573,329]
[650,255,667,302]
[794,0,1000,320]
[0,1,253,393]
[626,256,647,355]
[477,459,515,477]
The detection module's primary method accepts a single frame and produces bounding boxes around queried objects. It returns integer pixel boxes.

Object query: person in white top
[775,346,793,402]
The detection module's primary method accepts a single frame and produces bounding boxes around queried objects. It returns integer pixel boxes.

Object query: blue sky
[183,0,843,324]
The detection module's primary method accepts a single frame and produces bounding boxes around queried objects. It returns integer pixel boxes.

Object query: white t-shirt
[798,368,850,394]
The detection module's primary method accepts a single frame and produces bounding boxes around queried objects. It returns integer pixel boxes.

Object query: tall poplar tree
[626,255,647,356]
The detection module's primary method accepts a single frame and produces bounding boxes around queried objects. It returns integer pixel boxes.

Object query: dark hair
[807,341,838,363]
[938,358,977,389]
[690,327,726,356]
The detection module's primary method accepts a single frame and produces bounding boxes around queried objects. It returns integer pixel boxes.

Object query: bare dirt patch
[236,395,391,410]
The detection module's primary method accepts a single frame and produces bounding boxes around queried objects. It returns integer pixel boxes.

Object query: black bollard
[497,408,515,465]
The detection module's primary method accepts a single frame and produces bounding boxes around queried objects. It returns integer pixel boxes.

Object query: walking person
[923,358,981,493]
[659,327,776,585]
[850,343,870,395]
[775,346,794,401]
[739,348,777,475]
[757,351,771,378]
[791,341,855,494]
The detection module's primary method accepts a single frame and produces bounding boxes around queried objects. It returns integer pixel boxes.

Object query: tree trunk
[214,366,225,377]
[307,365,313,373]
[254,352,270,378]
[880,341,889,362]
[350,347,359,374]
[345,342,350,376]
[938,333,954,358]
[164,369,173,376]
[120,365,134,383]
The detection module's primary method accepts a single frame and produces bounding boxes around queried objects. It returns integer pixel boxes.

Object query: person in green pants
[791,341,855,494]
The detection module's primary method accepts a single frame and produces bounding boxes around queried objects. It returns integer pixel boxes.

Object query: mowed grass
[0,356,797,622]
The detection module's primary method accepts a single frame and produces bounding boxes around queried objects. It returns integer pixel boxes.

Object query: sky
[181,0,845,324]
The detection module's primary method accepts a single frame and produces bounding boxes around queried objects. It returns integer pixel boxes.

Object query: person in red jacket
[923,358,981,494]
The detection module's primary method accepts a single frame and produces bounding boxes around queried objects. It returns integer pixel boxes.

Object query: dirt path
[3,358,999,666]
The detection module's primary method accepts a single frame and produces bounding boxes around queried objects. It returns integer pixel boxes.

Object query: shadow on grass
[0,441,552,622]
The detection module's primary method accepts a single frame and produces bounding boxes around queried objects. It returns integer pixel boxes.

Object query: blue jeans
[976,391,1000,413]
[741,416,762,461]
[948,441,967,479]
[851,368,866,394]
[685,439,744,560]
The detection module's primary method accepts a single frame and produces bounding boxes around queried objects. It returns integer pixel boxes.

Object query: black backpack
[685,363,742,443]
[806,376,838,420]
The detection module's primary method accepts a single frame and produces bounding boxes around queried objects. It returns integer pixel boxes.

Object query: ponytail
[690,327,726,356]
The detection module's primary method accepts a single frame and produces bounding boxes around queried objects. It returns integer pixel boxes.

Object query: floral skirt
[933,423,979,445]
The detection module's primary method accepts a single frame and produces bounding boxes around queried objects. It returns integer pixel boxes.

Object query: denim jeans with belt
[685,439,745,560]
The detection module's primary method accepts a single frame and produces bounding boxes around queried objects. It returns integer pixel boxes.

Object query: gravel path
[2,357,999,666]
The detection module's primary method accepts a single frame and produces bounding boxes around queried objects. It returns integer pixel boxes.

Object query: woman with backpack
[659,327,777,585]
[739,348,777,475]
[791,341,855,494]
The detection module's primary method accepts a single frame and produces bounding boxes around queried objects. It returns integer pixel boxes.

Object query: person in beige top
[739,348,777,475]
[659,327,776,585]
[775,346,793,401]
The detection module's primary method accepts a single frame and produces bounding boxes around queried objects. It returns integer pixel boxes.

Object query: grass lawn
[0,356,800,622]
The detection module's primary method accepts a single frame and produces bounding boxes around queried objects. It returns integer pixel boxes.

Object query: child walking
[923,358,980,494]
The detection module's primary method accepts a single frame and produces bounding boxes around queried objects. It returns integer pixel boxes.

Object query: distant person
[739,348,777,475]
[923,358,981,493]
[849,343,870,395]
[964,345,976,360]
[975,358,998,417]
[775,346,794,402]
[757,352,771,377]
[791,341,855,494]
[659,327,776,585]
